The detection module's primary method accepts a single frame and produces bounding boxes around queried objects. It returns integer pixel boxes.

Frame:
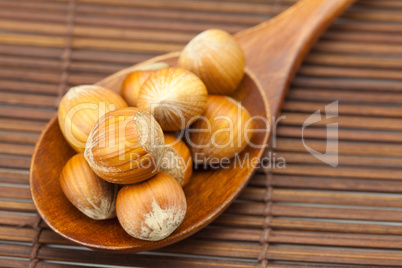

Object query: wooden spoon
[30,0,354,253]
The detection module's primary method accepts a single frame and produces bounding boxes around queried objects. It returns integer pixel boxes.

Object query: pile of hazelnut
[58,29,254,242]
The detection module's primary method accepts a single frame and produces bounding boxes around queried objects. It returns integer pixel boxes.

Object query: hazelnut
[58,85,128,152]
[137,67,208,131]
[84,107,165,184]
[60,154,118,220]
[116,172,186,241]
[121,70,153,107]
[161,134,192,187]
[178,29,245,95]
[187,95,253,164]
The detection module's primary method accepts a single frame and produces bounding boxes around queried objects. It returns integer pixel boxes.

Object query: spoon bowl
[30,53,270,252]
[30,0,355,253]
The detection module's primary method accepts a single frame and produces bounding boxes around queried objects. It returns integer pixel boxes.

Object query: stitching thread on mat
[258,172,273,268]
[29,1,77,267]
[259,2,280,266]
[55,0,76,106]
[28,214,43,268]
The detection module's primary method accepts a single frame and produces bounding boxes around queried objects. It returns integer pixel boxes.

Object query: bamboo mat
[1,0,402,267]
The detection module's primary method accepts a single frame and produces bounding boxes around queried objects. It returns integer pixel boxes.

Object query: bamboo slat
[355,0,402,9]
[282,101,402,118]
[299,65,402,81]
[37,245,260,268]
[0,130,40,144]
[214,215,402,235]
[277,126,402,143]
[281,113,402,131]
[0,185,31,200]
[0,155,32,170]
[330,21,402,34]
[267,245,402,266]
[323,31,402,44]
[0,168,30,184]
[314,41,402,55]
[305,53,402,69]
[77,4,267,25]
[0,200,36,212]
[275,152,402,168]
[272,165,402,180]
[0,93,58,108]
[275,138,402,157]
[0,119,47,132]
[270,204,402,222]
[0,106,55,121]
[293,76,402,92]
[0,211,37,227]
[0,80,59,95]
[76,0,275,14]
[256,174,402,192]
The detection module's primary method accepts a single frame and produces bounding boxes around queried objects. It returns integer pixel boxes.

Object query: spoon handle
[235,0,355,118]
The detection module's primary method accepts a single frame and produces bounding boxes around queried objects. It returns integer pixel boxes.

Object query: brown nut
[84,107,165,184]
[116,172,187,241]
[178,29,245,95]
[60,153,118,220]
[137,67,208,131]
[58,85,128,152]
[187,95,253,164]
[121,70,153,107]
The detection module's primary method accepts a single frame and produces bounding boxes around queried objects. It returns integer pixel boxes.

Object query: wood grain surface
[1,0,402,267]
